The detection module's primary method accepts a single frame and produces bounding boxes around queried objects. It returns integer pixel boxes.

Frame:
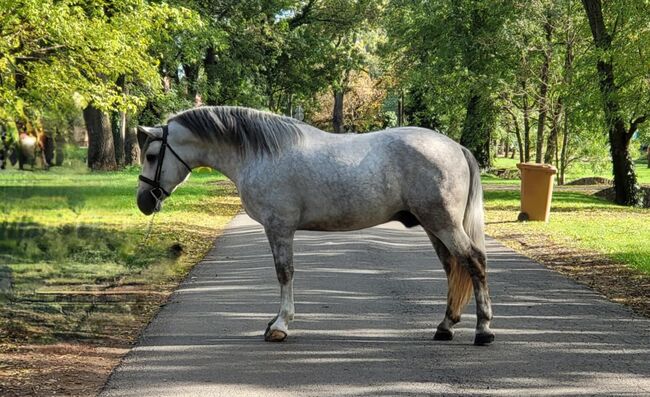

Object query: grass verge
[484,188,650,316]
[484,190,650,273]
[0,167,240,395]
[491,156,650,184]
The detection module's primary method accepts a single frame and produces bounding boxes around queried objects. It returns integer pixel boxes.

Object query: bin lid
[516,162,557,174]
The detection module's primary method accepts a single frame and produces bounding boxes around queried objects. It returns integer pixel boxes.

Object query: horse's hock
[516,163,557,222]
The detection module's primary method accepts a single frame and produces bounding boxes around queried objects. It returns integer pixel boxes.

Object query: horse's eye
[146,154,157,163]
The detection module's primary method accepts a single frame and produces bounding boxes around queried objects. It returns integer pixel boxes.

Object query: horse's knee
[275,262,294,284]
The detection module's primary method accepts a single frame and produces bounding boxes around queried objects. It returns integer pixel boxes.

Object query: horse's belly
[297,196,402,232]
[298,214,394,231]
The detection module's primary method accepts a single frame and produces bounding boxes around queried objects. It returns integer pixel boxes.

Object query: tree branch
[627,115,648,139]
[289,0,316,30]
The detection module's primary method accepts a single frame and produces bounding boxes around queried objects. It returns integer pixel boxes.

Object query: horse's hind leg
[264,228,296,342]
[427,232,473,341]
[423,225,493,345]
[441,228,493,345]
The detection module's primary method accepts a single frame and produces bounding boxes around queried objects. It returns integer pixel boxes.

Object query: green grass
[484,190,650,273]
[480,174,520,185]
[0,166,240,343]
[490,156,650,185]
[491,156,519,170]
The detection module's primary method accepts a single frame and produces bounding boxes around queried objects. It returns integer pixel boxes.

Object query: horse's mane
[169,106,304,156]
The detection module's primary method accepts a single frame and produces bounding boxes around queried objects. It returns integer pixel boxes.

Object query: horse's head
[136,124,193,215]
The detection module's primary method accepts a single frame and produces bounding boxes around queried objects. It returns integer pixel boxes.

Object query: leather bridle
[138,125,192,201]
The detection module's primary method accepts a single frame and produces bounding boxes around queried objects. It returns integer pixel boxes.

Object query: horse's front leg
[264,228,295,342]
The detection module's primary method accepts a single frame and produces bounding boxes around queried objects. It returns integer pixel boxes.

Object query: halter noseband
[138,125,192,199]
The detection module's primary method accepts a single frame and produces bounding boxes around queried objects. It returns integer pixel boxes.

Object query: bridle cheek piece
[138,125,192,200]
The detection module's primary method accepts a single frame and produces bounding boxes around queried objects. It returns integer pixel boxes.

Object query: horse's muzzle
[137,189,162,215]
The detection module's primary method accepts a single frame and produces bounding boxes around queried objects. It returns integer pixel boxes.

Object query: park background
[1,0,649,395]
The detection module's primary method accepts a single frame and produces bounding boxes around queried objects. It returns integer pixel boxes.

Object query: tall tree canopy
[1,0,649,205]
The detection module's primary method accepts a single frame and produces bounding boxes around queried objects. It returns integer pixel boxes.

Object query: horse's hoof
[433,329,454,341]
[264,329,288,342]
[474,332,495,346]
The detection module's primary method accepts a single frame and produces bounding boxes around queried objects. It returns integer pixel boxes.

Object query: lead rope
[140,211,157,246]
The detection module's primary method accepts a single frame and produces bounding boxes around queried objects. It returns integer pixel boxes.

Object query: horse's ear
[137,125,163,139]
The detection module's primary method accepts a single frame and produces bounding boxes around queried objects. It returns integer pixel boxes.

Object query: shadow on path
[101,215,650,396]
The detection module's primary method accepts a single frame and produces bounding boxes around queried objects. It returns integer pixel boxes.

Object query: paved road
[102,214,650,396]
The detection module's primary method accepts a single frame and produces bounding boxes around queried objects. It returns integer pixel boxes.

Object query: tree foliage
[1,0,649,204]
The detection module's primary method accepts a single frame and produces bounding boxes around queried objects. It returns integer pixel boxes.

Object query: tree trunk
[582,0,643,205]
[522,82,531,162]
[544,100,562,165]
[460,92,495,168]
[183,63,200,103]
[83,104,117,171]
[287,92,293,118]
[333,90,345,133]
[536,17,554,163]
[204,46,219,106]
[559,110,569,185]
[508,109,525,163]
[41,133,54,168]
[559,17,575,186]
[54,129,65,166]
[125,126,140,166]
[111,112,125,168]
[119,108,126,164]
[119,76,128,167]
[609,125,639,205]
[398,90,404,126]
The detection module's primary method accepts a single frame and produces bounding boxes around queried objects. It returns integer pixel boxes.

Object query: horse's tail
[447,147,486,312]
[461,147,486,253]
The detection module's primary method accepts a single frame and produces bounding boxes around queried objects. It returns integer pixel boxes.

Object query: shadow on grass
[485,190,619,213]
[0,219,180,342]
[0,220,168,269]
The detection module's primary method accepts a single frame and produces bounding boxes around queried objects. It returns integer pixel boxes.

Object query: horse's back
[239,126,470,231]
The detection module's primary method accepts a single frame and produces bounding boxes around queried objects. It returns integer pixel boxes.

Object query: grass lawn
[483,189,650,274]
[0,166,240,344]
[491,156,650,185]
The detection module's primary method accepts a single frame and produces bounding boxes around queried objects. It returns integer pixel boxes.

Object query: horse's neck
[203,144,244,182]
[200,123,317,182]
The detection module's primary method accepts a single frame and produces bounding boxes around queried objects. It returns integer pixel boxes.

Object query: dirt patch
[492,232,650,318]
[0,285,169,397]
[0,343,128,397]
[566,176,612,185]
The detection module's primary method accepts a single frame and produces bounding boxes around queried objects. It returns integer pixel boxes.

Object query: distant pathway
[102,214,650,396]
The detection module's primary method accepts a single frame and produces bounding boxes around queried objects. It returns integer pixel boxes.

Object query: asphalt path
[101,213,650,396]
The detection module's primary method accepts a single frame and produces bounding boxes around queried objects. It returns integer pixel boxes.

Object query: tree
[385,0,517,167]
[277,0,382,132]
[309,70,387,132]
[535,8,556,163]
[1,0,205,170]
[83,104,117,170]
[581,0,649,205]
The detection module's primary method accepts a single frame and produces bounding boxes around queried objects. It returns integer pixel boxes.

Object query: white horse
[137,106,494,345]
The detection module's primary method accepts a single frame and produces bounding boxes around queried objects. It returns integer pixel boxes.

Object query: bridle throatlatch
[138,125,193,201]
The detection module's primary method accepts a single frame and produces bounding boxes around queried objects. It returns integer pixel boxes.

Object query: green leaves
[0,0,209,120]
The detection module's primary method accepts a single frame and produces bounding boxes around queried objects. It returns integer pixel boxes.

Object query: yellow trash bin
[516,163,557,222]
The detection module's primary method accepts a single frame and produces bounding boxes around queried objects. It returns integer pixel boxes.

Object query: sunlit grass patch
[484,190,650,273]
[489,156,650,185]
